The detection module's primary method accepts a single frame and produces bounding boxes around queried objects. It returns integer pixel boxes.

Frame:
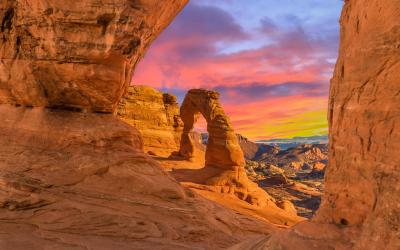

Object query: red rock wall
[316,0,400,247]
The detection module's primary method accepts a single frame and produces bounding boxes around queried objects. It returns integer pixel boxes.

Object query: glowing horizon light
[132,0,342,140]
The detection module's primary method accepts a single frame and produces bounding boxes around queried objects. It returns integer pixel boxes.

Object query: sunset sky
[132,0,343,140]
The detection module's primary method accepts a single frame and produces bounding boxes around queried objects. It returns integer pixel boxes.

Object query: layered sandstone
[117,85,183,157]
[177,89,278,209]
[2,0,399,248]
[179,89,245,169]
[232,0,400,249]
[0,105,277,249]
[0,0,187,112]
[316,0,400,247]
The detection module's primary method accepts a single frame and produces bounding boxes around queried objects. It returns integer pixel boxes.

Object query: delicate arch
[178,89,245,170]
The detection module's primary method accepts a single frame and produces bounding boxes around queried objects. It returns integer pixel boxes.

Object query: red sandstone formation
[0,105,276,249]
[236,134,260,160]
[0,0,186,112]
[276,200,297,216]
[118,85,183,157]
[177,89,280,208]
[179,89,245,169]
[317,0,400,247]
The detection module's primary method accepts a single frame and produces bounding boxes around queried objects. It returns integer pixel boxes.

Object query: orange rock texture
[317,0,400,247]
[177,89,277,208]
[0,0,187,113]
[179,89,245,169]
[118,85,183,157]
[0,105,276,249]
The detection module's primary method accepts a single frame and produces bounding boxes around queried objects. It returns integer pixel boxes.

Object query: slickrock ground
[0,105,278,249]
[118,85,183,157]
[0,0,187,112]
[155,156,304,227]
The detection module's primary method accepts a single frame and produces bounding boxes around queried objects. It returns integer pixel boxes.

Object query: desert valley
[0,0,399,249]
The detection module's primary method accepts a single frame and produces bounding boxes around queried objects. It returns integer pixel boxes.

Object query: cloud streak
[132,0,341,140]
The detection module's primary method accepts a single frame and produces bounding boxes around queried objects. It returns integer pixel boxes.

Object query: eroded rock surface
[0,0,187,112]
[178,89,245,169]
[118,85,183,157]
[316,0,400,248]
[254,144,328,175]
[176,89,279,209]
[0,105,276,249]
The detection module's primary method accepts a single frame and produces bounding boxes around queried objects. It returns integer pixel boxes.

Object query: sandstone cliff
[236,134,260,160]
[317,0,400,248]
[118,85,183,157]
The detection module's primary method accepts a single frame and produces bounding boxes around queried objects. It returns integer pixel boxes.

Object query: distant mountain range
[257,135,328,150]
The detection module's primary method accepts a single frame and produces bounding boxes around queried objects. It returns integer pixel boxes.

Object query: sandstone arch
[176,89,281,209]
[178,89,245,169]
